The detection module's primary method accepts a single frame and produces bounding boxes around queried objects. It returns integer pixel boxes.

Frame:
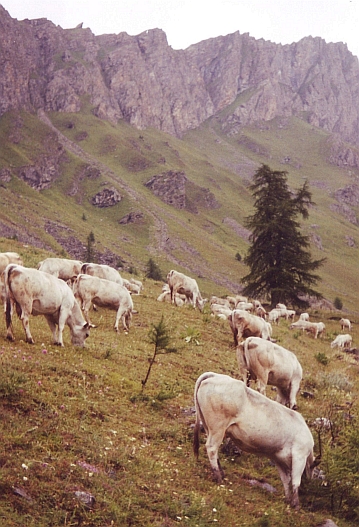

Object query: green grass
[0,247,359,525]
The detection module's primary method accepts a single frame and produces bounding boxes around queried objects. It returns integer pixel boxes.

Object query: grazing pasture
[0,247,358,526]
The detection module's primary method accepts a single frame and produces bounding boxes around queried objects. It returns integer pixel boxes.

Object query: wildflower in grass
[42,349,47,354]
[37,380,42,386]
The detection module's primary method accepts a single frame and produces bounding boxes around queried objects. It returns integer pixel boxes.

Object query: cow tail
[193,372,214,458]
[4,264,17,329]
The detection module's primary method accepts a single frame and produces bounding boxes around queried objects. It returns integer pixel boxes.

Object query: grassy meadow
[0,243,359,526]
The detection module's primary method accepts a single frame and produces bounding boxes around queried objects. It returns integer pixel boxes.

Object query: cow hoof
[26,338,35,344]
[6,335,15,342]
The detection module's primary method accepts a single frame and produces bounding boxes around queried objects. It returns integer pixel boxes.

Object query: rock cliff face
[1,6,359,146]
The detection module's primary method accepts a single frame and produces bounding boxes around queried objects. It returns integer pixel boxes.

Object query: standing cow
[167,270,205,311]
[73,274,133,332]
[81,263,123,285]
[37,257,83,282]
[193,372,319,509]
[4,264,90,346]
[237,336,303,409]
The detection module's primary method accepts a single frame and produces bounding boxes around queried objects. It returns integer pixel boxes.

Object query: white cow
[235,301,254,312]
[122,278,141,295]
[81,263,123,285]
[299,313,310,321]
[193,372,319,509]
[237,336,303,409]
[210,303,233,319]
[167,270,205,311]
[4,264,90,346]
[228,309,271,345]
[37,257,83,282]
[339,318,351,332]
[73,274,133,332]
[290,320,325,339]
[0,252,23,273]
[330,334,353,349]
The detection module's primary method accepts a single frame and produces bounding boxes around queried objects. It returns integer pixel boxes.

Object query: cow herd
[0,254,142,347]
[1,255,355,509]
[157,269,355,509]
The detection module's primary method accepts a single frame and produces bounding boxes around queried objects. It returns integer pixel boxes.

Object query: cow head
[71,322,91,347]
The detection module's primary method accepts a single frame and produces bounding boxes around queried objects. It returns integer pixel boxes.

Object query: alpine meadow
[0,6,359,527]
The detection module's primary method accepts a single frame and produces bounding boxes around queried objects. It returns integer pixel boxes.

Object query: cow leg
[114,306,125,332]
[276,387,289,406]
[56,308,69,347]
[274,461,292,505]
[290,455,307,509]
[288,380,300,410]
[20,312,35,344]
[44,315,59,344]
[205,430,226,483]
[82,301,93,326]
[256,374,268,396]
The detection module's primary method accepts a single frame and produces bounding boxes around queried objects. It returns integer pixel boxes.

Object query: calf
[193,372,319,509]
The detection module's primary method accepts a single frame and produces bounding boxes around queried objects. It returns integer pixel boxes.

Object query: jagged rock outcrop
[327,135,359,168]
[1,6,359,146]
[91,187,122,207]
[145,171,187,209]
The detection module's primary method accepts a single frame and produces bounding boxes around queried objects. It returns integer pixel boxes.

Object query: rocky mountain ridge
[1,5,359,157]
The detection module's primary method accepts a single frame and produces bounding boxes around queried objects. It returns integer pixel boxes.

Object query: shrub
[145,258,163,281]
[334,296,343,310]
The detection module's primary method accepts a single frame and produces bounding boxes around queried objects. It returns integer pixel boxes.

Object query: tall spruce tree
[241,164,325,308]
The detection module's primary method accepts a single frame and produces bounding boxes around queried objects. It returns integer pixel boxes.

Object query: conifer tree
[241,164,325,308]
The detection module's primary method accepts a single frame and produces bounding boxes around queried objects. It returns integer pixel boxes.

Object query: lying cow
[167,270,205,311]
[37,257,83,282]
[330,334,353,349]
[237,336,303,409]
[4,264,90,346]
[210,303,233,319]
[193,372,319,509]
[228,309,271,345]
[73,274,133,332]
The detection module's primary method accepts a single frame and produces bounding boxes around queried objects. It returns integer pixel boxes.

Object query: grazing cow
[339,318,351,332]
[255,305,267,319]
[81,263,123,285]
[289,320,325,339]
[193,372,318,509]
[330,334,353,349]
[299,313,310,321]
[73,274,133,332]
[228,309,271,345]
[0,252,23,273]
[167,270,205,311]
[276,303,287,310]
[268,308,281,324]
[4,265,90,346]
[129,278,143,292]
[237,336,302,409]
[37,257,83,282]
